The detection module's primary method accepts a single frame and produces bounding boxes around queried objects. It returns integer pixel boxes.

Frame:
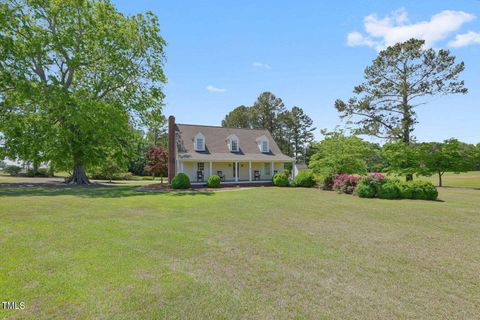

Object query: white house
[167,116,295,185]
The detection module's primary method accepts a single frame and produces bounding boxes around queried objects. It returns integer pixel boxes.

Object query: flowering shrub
[356,173,386,198]
[333,174,360,194]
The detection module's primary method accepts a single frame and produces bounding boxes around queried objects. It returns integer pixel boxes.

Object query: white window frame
[194,133,205,151]
[227,134,240,152]
[264,163,271,176]
[261,140,269,153]
[231,139,238,152]
[256,135,270,153]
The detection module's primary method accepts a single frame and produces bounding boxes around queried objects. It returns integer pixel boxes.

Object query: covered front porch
[178,160,292,185]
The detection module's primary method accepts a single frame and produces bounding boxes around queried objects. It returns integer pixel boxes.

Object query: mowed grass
[417,171,480,188]
[1,186,480,319]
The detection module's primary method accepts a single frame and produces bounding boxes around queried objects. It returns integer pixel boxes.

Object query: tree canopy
[221,92,315,161]
[0,0,166,184]
[335,39,467,144]
[309,130,378,176]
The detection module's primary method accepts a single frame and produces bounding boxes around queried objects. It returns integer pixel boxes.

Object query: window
[231,139,238,152]
[195,132,205,151]
[227,134,239,152]
[197,162,204,171]
[264,163,271,176]
[261,140,269,153]
[196,138,204,151]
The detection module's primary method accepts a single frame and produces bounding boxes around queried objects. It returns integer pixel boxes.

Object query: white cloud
[347,9,476,50]
[448,31,480,47]
[252,62,271,70]
[206,85,226,93]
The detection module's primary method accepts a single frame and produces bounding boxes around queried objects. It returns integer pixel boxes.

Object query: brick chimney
[168,115,176,184]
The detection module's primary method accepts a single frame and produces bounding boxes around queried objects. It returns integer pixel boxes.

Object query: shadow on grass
[0,184,215,198]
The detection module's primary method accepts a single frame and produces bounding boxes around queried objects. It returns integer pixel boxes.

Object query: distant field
[416,171,480,188]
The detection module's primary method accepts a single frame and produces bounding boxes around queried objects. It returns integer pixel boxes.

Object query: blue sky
[114,0,480,144]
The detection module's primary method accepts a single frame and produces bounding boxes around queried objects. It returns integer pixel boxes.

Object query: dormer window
[261,140,268,153]
[256,135,269,153]
[231,139,238,152]
[194,132,205,151]
[226,134,239,152]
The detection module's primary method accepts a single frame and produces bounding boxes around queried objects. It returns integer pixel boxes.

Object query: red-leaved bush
[333,174,361,194]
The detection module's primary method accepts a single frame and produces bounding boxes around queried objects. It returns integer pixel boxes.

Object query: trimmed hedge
[171,173,191,189]
[272,173,289,187]
[294,170,316,188]
[333,174,360,194]
[207,175,221,188]
[377,179,402,199]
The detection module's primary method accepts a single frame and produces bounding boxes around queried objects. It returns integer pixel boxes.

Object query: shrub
[333,174,360,194]
[377,179,402,199]
[401,180,438,200]
[321,174,334,190]
[272,173,289,187]
[294,170,316,188]
[207,175,221,188]
[26,169,35,177]
[171,173,191,189]
[4,165,22,176]
[356,173,385,198]
[355,179,377,198]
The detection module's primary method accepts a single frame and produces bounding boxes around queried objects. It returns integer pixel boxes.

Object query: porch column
[249,161,252,182]
[235,161,238,182]
[209,161,212,178]
[271,161,274,177]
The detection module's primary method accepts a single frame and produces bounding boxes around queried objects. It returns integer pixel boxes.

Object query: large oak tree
[0,0,166,184]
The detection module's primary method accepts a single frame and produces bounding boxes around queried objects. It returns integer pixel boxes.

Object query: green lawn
[1,185,480,319]
[417,171,480,188]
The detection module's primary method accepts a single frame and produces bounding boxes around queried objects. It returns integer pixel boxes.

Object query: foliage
[221,93,315,159]
[171,173,191,189]
[377,179,402,199]
[356,173,385,198]
[90,171,132,181]
[293,170,316,188]
[335,39,467,144]
[0,161,5,169]
[90,157,127,182]
[0,0,166,184]
[221,106,254,128]
[333,174,361,194]
[280,107,316,162]
[321,174,335,191]
[309,131,378,176]
[144,147,168,182]
[382,142,421,180]
[272,173,289,187]
[207,175,221,188]
[400,181,438,200]
[355,180,377,198]
[4,165,22,176]
[419,139,476,186]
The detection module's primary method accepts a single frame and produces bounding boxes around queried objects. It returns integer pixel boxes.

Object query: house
[167,116,295,185]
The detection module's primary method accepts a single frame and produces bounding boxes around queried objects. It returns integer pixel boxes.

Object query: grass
[416,171,480,188]
[1,184,479,319]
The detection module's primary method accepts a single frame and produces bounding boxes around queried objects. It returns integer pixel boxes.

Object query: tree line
[309,131,480,186]
[222,92,316,163]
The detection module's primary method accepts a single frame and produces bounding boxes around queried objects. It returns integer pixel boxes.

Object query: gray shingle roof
[175,124,293,162]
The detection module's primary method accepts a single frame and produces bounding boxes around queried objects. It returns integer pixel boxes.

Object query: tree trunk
[65,163,90,185]
[438,172,443,187]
